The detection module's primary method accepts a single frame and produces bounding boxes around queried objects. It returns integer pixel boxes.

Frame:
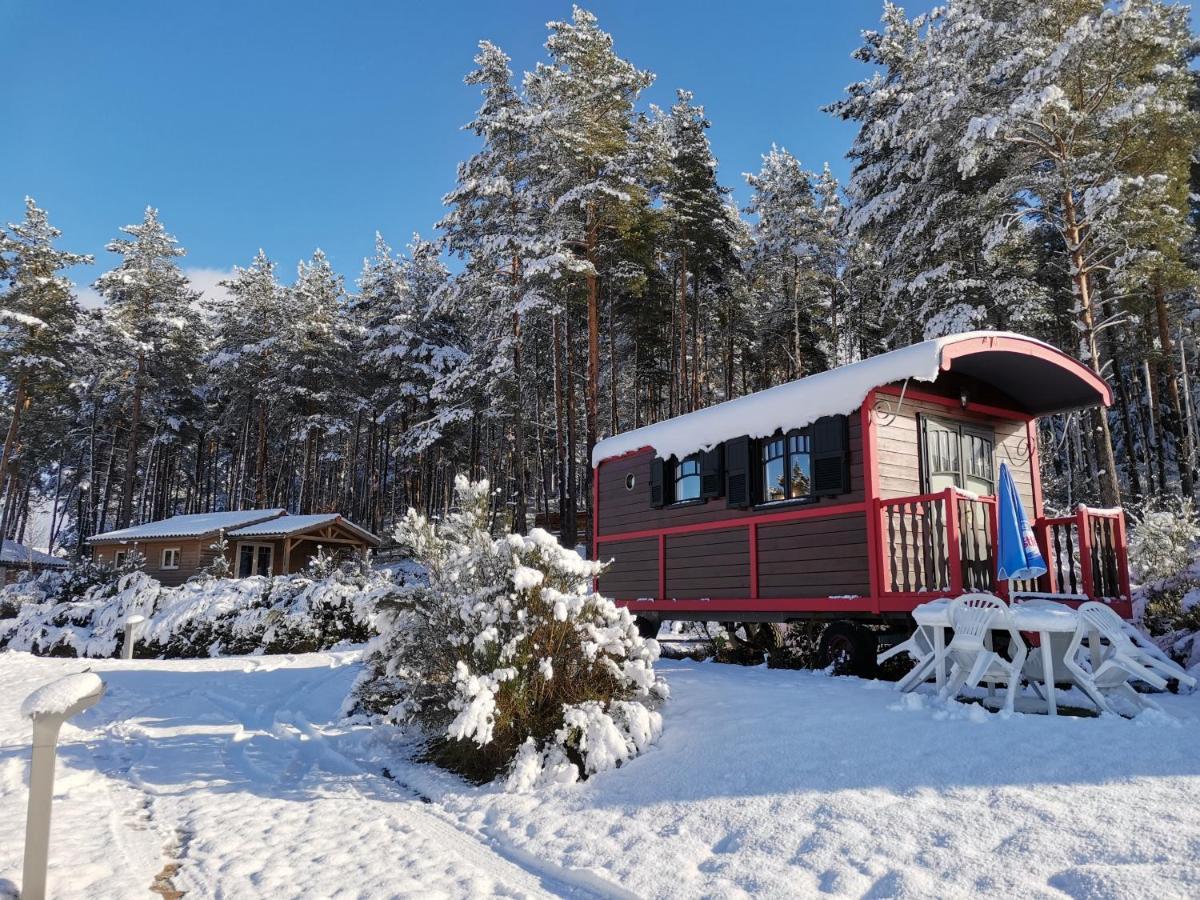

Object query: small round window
[625,473,637,491]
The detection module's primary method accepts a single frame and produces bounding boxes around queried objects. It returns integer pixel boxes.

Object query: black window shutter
[724,436,751,508]
[812,415,850,497]
[650,457,665,508]
[700,444,724,499]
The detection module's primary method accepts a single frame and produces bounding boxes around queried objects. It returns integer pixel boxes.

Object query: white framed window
[672,455,702,503]
[161,548,181,570]
[237,543,274,577]
[113,550,127,567]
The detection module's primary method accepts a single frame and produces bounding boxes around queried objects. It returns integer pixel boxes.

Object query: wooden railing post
[1035,519,1056,595]
[877,498,890,594]
[944,487,963,595]
[1075,504,1095,600]
[1114,510,1132,601]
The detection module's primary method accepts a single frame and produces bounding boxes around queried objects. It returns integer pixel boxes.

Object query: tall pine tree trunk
[255,401,269,507]
[511,256,528,534]
[1061,190,1120,507]
[1154,279,1195,498]
[552,312,568,543]
[0,378,27,516]
[678,247,689,413]
[117,352,146,528]
[564,313,579,549]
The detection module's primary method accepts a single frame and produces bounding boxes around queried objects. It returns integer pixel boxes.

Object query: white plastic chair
[878,625,939,693]
[939,593,1028,714]
[1063,602,1169,715]
[1117,619,1197,691]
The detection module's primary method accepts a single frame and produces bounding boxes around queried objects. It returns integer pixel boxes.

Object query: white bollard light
[122,614,146,660]
[20,672,105,900]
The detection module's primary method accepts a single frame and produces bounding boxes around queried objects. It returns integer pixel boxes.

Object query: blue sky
[2,1,938,296]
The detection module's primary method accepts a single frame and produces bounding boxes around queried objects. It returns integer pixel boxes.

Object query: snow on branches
[349,475,667,788]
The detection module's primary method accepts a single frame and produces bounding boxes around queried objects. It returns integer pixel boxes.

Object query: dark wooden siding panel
[597,414,864,536]
[665,529,749,599]
[598,538,658,599]
[756,515,870,598]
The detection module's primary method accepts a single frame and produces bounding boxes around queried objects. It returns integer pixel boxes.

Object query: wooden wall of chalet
[92,538,219,587]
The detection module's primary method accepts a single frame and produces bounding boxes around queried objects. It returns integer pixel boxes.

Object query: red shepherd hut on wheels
[590,331,1130,675]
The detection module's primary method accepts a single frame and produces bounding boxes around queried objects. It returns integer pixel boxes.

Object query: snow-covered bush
[0,560,398,658]
[348,476,667,788]
[1130,497,1200,584]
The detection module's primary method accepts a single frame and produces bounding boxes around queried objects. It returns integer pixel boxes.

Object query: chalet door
[237,543,274,577]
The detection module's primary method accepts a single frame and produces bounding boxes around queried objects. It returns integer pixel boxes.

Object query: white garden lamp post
[122,614,146,660]
[20,672,105,900]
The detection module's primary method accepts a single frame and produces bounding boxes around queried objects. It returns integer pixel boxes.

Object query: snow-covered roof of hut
[87,509,286,544]
[592,331,1112,466]
[228,513,381,546]
[0,540,69,568]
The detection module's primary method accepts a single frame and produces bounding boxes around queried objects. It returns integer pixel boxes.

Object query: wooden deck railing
[877,489,1130,603]
[1036,506,1129,601]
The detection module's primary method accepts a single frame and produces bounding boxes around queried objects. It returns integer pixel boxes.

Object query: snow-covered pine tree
[0,198,92,534]
[94,207,203,528]
[655,90,739,413]
[528,6,654,488]
[440,40,549,533]
[281,250,354,514]
[829,2,1047,351]
[956,0,1198,507]
[743,146,834,384]
[209,251,288,508]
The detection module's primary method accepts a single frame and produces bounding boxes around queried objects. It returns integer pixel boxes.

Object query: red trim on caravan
[860,390,882,614]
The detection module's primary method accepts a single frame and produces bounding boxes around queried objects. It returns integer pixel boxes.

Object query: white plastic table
[911,598,1080,715]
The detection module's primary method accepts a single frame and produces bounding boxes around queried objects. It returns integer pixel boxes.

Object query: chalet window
[161,548,180,570]
[920,415,995,495]
[113,550,127,567]
[761,430,812,503]
[673,455,702,503]
[238,543,273,577]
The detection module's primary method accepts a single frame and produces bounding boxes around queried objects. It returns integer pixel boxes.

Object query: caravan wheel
[634,616,660,639]
[818,622,877,677]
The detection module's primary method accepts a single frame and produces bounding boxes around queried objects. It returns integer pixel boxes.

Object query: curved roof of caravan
[591,331,1111,466]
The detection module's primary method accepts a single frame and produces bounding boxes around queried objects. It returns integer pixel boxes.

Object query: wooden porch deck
[878,487,1131,617]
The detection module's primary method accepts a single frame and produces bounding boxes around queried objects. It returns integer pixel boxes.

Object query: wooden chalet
[87,509,380,586]
[591,332,1131,662]
[0,540,70,587]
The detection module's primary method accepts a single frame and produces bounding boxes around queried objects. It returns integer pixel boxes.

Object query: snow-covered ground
[2,651,1199,899]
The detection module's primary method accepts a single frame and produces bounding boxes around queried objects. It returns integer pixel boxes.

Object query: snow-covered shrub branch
[0,560,398,658]
[348,476,667,788]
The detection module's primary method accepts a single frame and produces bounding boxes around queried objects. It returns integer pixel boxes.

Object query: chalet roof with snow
[227,513,381,546]
[0,540,69,569]
[591,331,1112,466]
[87,509,286,544]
